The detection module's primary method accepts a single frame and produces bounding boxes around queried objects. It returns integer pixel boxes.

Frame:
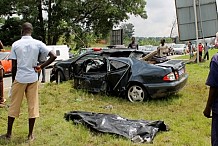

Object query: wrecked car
[50,49,159,84]
[72,54,188,102]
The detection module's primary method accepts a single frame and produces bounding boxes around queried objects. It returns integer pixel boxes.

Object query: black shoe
[41,81,45,83]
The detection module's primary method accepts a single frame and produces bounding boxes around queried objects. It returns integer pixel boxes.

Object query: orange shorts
[8,80,39,118]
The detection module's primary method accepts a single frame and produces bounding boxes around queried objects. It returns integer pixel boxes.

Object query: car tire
[127,84,148,102]
[56,71,64,84]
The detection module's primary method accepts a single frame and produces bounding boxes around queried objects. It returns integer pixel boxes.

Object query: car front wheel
[127,84,147,102]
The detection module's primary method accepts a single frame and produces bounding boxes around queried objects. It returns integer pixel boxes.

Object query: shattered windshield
[0,53,8,60]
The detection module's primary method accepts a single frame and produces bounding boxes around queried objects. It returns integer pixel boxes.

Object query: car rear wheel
[56,71,64,84]
[127,84,147,102]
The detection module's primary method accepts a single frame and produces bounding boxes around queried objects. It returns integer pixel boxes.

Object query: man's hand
[34,65,41,73]
[203,107,212,118]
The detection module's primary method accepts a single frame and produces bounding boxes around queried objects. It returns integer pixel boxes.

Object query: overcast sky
[126,0,218,38]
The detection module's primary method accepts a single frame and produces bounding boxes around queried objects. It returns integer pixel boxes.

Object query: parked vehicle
[0,51,12,76]
[46,45,70,68]
[79,47,108,55]
[172,44,186,55]
[138,45,154,52]
[73,56,188,102]
[47,45,70,61]
[165,43,175,55]
[107,45,126,49]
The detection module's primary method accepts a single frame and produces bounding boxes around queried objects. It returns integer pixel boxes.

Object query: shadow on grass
[145,93,183,107]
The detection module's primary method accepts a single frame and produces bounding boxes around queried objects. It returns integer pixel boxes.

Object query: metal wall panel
[175,0,218,41]
[110,29,123,45]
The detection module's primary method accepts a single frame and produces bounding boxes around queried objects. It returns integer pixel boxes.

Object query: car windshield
[145,47,155,51]
[139,45,155,51]
[173,44,185,48]
[0,53,8,60]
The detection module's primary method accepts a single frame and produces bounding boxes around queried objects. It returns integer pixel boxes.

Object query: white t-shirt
[158,44,168,57]
[9,36,51,83]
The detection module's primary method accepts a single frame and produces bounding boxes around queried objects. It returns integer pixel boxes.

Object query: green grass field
[0,49,217,146]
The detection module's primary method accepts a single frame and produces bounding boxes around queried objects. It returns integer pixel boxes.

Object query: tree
[121,23,135,39]
[120,23,135,46]
[0,0,147,48]
[0,17,22,46]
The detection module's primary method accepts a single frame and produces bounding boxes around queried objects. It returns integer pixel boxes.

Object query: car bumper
[145,74,188,98]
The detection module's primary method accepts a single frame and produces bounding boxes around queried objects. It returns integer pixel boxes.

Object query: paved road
[3,68,52,90]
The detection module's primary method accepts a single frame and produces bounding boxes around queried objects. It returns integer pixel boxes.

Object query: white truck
[46,45,70,68]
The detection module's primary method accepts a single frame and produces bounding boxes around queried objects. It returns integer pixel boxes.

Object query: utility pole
[193,0,199,63]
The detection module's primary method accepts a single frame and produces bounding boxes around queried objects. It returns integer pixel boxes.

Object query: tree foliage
[0,18,22,46]
[120,23,135,46]
[0,0,147,48]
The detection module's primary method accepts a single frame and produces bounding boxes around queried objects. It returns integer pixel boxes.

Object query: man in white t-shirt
[157,39,168,57]
[0,22,56,141]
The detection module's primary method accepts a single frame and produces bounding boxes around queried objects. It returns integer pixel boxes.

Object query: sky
[126,0,177,37]
[125,0,218,38]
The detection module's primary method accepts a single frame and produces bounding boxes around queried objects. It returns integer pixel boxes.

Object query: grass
[0,49,218,145]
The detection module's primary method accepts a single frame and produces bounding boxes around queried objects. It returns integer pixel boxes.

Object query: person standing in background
[0,40,5,104]
[38,53,47,83]
[38,36,47,83]
[128,37,138,50]
[203,43,210,60]
[203,52,218,146]
[0,62,5,104]
[198,43,204,62]
[157,39,168,57]
[0,22,56,141]
[187,41,193,59]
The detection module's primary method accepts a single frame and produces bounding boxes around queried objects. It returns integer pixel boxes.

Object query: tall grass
[0,49,217,146]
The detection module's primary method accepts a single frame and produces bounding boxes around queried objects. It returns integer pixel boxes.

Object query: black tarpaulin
[64,111,168,143]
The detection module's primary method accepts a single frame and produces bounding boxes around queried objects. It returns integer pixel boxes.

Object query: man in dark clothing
[128,37,138,50]
[0,40,3,51]
[0,63,5,104]
[203,53,218,146]
[203,43,210,60]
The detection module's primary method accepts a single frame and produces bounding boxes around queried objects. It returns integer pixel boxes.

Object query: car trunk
[156,60,186,79]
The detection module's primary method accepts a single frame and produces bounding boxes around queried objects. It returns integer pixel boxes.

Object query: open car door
[106,58,130,95]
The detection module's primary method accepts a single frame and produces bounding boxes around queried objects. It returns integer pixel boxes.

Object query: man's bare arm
[35,51,57,73]
[12,60,17,83]
[203,87,218,118]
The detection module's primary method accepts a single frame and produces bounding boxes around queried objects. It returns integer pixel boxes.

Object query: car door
[1,53,12,74]
[106,59,130,94]
[73,57,108,93]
